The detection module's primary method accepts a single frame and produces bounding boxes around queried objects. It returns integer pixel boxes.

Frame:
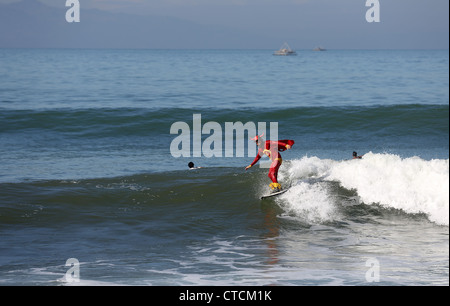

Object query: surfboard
[261,189,288,200]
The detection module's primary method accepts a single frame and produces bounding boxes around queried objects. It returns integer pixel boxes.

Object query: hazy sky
[1,0,448,49]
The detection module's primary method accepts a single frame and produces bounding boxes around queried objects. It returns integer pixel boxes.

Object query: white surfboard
[261,189,288,200]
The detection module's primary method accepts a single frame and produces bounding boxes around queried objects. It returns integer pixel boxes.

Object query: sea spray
[327,152,449,226]
[278,182,338,223]
[280,153,449,226]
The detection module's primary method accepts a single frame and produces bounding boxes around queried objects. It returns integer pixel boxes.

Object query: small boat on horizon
[273,43,297,56]
[313,46,327,51]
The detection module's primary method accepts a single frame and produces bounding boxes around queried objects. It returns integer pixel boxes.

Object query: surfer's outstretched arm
[246,150,262,170]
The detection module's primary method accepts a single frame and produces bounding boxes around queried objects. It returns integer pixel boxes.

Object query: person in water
[188,162,202,169]
[246,134,294,192]
[352,151,363,159]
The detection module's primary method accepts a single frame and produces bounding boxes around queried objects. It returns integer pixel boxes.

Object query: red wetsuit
[250,140,295,184]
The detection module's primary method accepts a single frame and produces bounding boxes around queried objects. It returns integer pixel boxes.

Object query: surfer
[352,151,363,159]
[188,162,202,170]
[245,134,294,192]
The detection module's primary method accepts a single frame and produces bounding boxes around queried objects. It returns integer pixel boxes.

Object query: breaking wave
[278,153,449,226]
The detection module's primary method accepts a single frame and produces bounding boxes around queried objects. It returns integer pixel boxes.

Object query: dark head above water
[353,151,363,159]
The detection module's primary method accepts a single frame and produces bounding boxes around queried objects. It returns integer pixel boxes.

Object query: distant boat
[273,43,297,56]
[313,47,327,51]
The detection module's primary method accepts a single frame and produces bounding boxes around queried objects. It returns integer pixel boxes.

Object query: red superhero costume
[246,136,295,191]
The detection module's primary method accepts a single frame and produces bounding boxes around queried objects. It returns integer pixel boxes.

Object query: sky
[0,0,448,49]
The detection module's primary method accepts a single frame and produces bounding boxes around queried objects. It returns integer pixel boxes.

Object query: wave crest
[279,153,449,226]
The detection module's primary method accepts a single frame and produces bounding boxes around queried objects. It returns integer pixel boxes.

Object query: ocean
[0,49,448,286]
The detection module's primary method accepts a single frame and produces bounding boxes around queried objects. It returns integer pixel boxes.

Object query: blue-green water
[0,49,448,285]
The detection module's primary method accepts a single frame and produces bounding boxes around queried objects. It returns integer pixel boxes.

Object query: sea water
[0,49,448,285]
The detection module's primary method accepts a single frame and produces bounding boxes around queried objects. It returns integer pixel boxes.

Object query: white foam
[278,181,338,223]
[279,153,449,226]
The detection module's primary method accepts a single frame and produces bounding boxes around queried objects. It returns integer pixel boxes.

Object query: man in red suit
[246,134,294,192]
